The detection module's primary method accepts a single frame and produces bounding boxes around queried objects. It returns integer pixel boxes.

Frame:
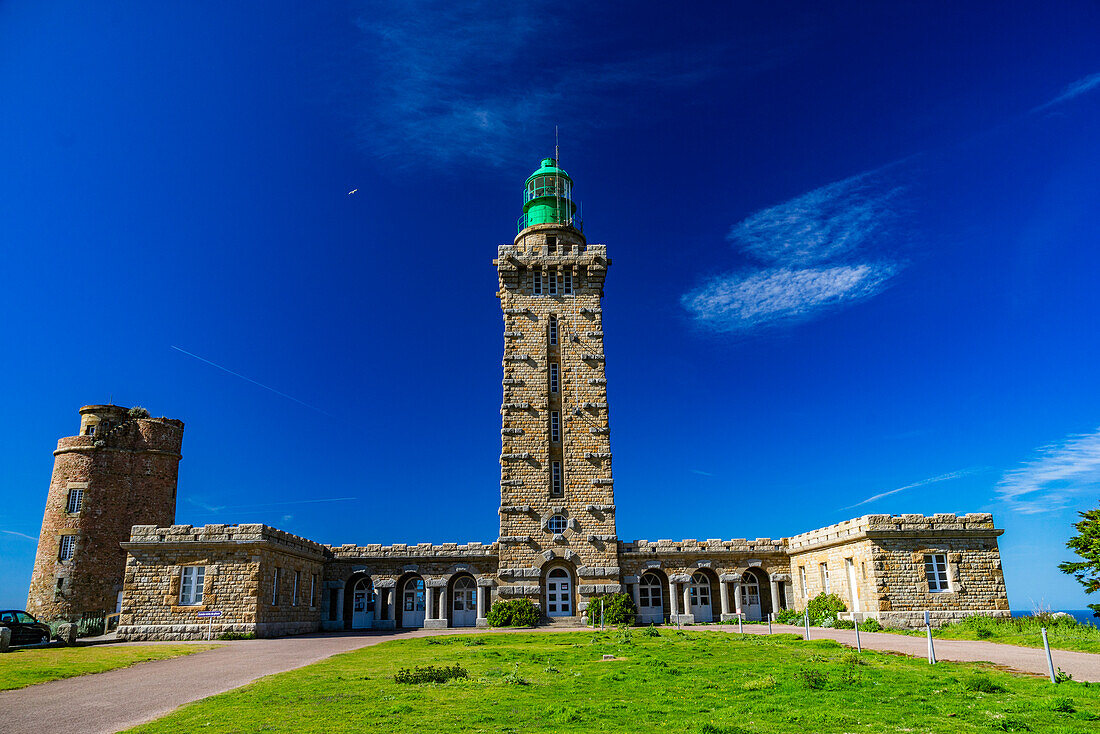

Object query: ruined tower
[27,405,184,621]
[494,158,619,620]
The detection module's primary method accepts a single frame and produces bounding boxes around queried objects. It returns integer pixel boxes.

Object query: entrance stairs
[541,616,587,628]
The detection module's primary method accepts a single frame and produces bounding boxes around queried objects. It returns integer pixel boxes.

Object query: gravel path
[1,623,1096,733]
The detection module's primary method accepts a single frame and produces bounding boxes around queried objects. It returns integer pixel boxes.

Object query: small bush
[1048,696,1076,713]
[775,608,803,625]
[990,717,1031,732]
[742,675,778,691]
[217,631,256,641]
[833,619,855,629]
[820,617,836,628]
[806,593,847,625]
[975,627,994,640]
[487,598,540,627]
[1054,667,1074,684]
[502,664,529,686]
[641,625,660,638]
[964,674,1006,693]
[128,406,151,419]
[858,618,882,632]
[394,664,468,684]
[462,637,485,646]
[841,651,867,666]
[796,668,827,690]
[584,593,637,626]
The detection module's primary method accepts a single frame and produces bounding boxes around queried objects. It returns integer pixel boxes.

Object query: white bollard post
[804,611,810,640]
[738,613,743,634]
[925,611,936,665]
[1042,628,1056,683]
[600,599,605,630]
[768,613,772,635]
[854,620,861,653]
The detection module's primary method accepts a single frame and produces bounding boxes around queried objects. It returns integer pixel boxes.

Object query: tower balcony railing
[516,210,583,234]
[524,177,572,205]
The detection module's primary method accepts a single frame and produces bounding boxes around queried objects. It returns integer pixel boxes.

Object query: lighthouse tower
[494,158,618,621]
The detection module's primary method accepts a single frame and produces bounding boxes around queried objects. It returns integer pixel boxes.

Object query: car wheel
[40,632,50,645]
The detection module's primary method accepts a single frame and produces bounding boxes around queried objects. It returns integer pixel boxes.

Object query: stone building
[27,158,1009,639]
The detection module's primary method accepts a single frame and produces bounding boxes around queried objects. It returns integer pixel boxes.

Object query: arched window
[689,571,711,607]
[639,572,663,609]
[548,514,567,534]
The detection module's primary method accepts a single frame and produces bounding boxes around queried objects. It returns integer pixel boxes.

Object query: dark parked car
[0,610,52,645]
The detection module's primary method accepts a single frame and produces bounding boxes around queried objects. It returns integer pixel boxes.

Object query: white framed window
[563,272,573,295]
[548,514,567,534]
[925,554,950,592]
[548,268,558,295]
[548,315,558,345]
[310,574,317,607]
[58,534,76,561]
[551,461,563,496]
[820,563,830,593]
[292,570,301,606]
[549,363,559,393]
[272,568,281,606]
[66,489,83,514]
[532,271,543,296]
[179,565,206,606]
[799,566,807,597]
[550,411,560,442]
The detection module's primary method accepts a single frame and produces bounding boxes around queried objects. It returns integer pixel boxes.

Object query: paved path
[713,623,1100,681]
[2,624,1097,733]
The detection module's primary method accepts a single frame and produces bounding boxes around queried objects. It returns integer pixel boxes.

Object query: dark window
[548,315,558,345]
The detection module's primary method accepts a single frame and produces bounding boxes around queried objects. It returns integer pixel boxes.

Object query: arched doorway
[450,575,477,627]
[350,576,375,629]
[740,570,763,621]
[545,566,574,617]
[689,571,713,623]
[400,576,426,628]
[637,571,665,624]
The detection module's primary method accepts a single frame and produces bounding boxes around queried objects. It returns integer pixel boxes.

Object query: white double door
[402,578,426,628]
[546,568,572,617]
[689,572,713,623]
[637,573,664,624]
[740,576,762,621]
[351,578,374,629]
[452,577,477,627]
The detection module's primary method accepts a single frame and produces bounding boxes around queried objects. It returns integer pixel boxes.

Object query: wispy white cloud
[187,496,359,514]
[683,170,905,333]
[690,469,714,477]
[683,263,896,333]
[1,529,37,542]
[996,428,1100,514]
[840,468,983,511]
[1033,71,1100,113]
[346,3,779,165]
[730,173,903,266]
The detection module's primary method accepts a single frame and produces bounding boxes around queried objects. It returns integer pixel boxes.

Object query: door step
[542,616,586,627]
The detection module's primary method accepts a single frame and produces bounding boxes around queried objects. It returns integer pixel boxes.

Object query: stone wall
[27,406,183,621]
[785,514,1008,627]
[116,524,327,640]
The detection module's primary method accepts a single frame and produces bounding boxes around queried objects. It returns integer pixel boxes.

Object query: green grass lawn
[878,615,1100,655]
[130,630,1098,733]
[0,644,220,691]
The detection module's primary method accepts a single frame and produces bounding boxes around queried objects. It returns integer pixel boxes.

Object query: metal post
[1042,628,1056,683]
[854,620,861,653]
[600,599,605,630]
[925,611,936,665]
[738,613,743,634]
[768,613,772,635]
[804,611,810,640]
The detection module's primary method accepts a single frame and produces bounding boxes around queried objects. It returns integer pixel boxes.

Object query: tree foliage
[487,598,540,627]
[1059,503,1100,618]
[583,593,636,626]
[806,593,847,625]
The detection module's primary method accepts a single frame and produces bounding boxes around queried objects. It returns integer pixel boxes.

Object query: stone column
[720,580,731,618]
[770,580,781,616]
[476,582,489,627]
[631,582,641,611]
[335,587,345,623]
[733,580,743,615]
[424,582,449,629]
[439,585,448,625]
[682,582,691,617]
[669,582,679,616]
[386,588,396,627]
[425,587,436,620]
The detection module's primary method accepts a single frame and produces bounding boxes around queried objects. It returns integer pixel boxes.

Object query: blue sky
[2,1,1099,611]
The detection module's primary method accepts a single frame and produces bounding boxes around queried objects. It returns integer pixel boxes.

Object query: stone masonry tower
[27,405,184,621]
[494,158,619,619]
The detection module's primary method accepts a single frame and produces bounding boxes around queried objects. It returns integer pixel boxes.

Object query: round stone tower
[26,405,184,621]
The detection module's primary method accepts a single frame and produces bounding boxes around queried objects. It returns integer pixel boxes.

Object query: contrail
[170,345,333,417]
[188,497,359,513]
[2,529,38,541]
[840,468,984,511]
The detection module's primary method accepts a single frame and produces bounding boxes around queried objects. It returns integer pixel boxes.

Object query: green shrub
[806,593,847,625]
[217,631,257,641]
[1049,696,1076,713]
[128,406,150,419]
[858,618,882,632]
[833,619,855,629]
[583,593,636,626]
[487,598,540,627]
[964,674,1006,693]
[641,625,660,637]
[394,664,468,684]
[797,667,827,690]
[775,608,803,625]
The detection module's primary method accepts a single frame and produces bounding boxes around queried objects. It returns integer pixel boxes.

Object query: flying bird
[347,188,358,195]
